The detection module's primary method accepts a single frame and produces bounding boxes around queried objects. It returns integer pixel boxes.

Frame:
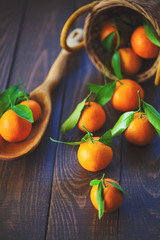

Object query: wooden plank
[0,0,75,239]
[46,0,122,237]
[118,80,160,240]
[0,0,26,91]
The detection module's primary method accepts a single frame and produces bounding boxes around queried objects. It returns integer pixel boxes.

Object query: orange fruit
[0,109,32,142]
[131,26,159,59]
[124,112,157,145]
[20,99,42,122]
[111,79,144,112]
[101,21,117,42]
[101,21,125,46]
[118,48,142,75]
[90,178,123,212]
[77,137,113,172]
[77,102,106,132]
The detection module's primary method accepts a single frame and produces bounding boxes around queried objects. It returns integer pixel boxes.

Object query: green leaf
[16,91,30,104]
[97,181,104,219]
[144,18,160,47]
[95,81,116,106]
[107,181,132,199]
[99,129,113,148]
[12,105,34,123]
[61,92,92,136]
[111,111,135,136]
[87,83,103,94]
[18,77,29,100]
[143,101,160,136]
[0,85,19,116]
[90,179,101,186]
[112,51,123,80]
[102,32,115,51]
[50,137,81,145]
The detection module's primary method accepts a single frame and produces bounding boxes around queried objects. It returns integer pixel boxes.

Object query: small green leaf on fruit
[102,32,115,52]
[61,92,92,136]
[97,181,104,219]
[12,105,34,123]
[107,181,132,199]
[99,129,113,148]
[95,81,116,106]
[143,101,160,136]
[111,111,135,136]
[50,137,81,145]
[144,18,160,47]
[87,83,103,94]
[90,179,101,186]
[112,51,123,80]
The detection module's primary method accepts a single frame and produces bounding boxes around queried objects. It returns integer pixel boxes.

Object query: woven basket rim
[83,0,160,82]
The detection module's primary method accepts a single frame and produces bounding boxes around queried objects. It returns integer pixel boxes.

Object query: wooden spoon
[0,28,84,161]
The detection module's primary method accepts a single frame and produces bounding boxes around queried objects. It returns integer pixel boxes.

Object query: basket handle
[155,59,160,86]
[60,1,98,52]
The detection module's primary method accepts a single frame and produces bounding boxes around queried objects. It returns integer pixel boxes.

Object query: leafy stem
[81,125,94,144]
[18,77,29,100]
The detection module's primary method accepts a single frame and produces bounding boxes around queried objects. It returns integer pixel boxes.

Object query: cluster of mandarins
[101,19,159,76]
[0,100,42,143]
[52,18,159,218]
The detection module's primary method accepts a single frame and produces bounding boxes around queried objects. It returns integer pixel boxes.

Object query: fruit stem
[138,90,142,118]
[8,95,13,108]
[18,77,29,100]
[81,125,94,144]
[117,79,124,85]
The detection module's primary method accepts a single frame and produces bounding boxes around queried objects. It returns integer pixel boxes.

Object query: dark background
[0,0,160,239]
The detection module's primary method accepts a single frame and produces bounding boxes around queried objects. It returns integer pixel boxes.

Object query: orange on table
[77,102,106,132]
[131,26,159,59]
[77,137,113,172]
[118,48,142,75]
[0,109,32,143]
[20,99,42,122]
[90,178,123,212]
[110,79,144,112]
[124,112,157,145]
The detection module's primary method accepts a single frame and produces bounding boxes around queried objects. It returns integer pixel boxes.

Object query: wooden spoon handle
[37,28,84,92]
[40,49,70,92]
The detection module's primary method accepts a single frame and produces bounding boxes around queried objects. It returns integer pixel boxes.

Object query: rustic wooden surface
[0,0,160,239]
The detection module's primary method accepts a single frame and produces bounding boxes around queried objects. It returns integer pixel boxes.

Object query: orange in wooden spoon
[0,28,84,161]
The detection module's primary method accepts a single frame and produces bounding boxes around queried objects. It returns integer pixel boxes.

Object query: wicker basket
[60,0,160,84]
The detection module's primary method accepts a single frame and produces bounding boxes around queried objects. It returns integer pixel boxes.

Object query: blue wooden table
[0,0,160,239]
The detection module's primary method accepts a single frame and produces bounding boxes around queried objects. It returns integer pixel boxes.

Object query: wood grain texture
[46,10,123,237]
[118,80,160,240]
[0,0,26,91]
[0,0,74,239]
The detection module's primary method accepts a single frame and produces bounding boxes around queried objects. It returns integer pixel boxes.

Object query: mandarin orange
[111,79,144,112]
[90,178,123,212]
[20,99,42,122]
[77,102,106,132]
[124,112,157,145]
[0,109,32,142]
[118,48,142,75]
[131,26,159,59]
[77,137,113,172]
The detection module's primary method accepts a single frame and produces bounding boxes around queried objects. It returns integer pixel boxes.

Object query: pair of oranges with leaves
[51,72,160,219]
[101,17,160,79]
[0,78,42,143]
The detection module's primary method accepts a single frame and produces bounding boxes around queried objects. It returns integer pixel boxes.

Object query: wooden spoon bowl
[0,29,84,161]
